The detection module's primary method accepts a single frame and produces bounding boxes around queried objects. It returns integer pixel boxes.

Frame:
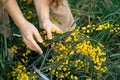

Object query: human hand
[41,20,62,39]
[19,21,43,54]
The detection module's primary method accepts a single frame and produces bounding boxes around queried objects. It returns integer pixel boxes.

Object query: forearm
[1,0,26,28]
[34,0,50,23]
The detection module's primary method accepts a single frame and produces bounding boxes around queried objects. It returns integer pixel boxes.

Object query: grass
[0,0,120,80]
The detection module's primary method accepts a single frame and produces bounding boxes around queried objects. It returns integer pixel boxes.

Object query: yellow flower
[28,10,33,15]
[59,74,64,78]
[74,76,79,80]
[70,75,74,79]
[82,27,87,30]
[63,67,67,71]
[86,78,92,80]
[11,45,18,53]
[69,50,74,55]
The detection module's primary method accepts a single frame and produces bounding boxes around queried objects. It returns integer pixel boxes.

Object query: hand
[19,21,43,54]
[41,20,62,39]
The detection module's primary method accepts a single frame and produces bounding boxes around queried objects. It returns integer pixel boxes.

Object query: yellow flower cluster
[81,22,120,33]
[110,24,120,32]
[10,27,109,80]
[11,45,19,53]
[81,24,95,33]
[8,62,29,80]
[96,22,110,31]
[41,28,107,80]
[10,45,39,80]
[10,28,107,79]
[11,44,31,64]
[8,62,37,80]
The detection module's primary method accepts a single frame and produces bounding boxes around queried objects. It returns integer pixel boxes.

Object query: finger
[25,41,36,51]
[46,28,52,39]
[27,36,43,54]
[23,38,36,51]
[33,29,43,43]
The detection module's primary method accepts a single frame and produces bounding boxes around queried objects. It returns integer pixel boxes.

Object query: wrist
[41,18,50,22]
[15,18,28,28]
[40,19,51,25]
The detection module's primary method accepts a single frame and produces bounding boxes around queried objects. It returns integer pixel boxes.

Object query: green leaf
[110,53,120,57]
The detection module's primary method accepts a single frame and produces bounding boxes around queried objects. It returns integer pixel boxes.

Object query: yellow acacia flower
[10,21,110,79]
[80,22,120,34]
[11,45,18,53]
[42,28,108,79]
[9,62,37,80]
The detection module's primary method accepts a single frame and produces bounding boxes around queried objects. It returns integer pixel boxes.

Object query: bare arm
[34,0,50,23]
[1,0,43,54]
[0,0,26,27]
[34,0,61,39]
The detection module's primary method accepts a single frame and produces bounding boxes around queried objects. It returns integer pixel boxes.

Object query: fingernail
[40,51,43,54]
[40,40,43,43]
[39,40,43,43]
[49,37,52,40]
[49,36,52,39]
[38,50,43,54]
